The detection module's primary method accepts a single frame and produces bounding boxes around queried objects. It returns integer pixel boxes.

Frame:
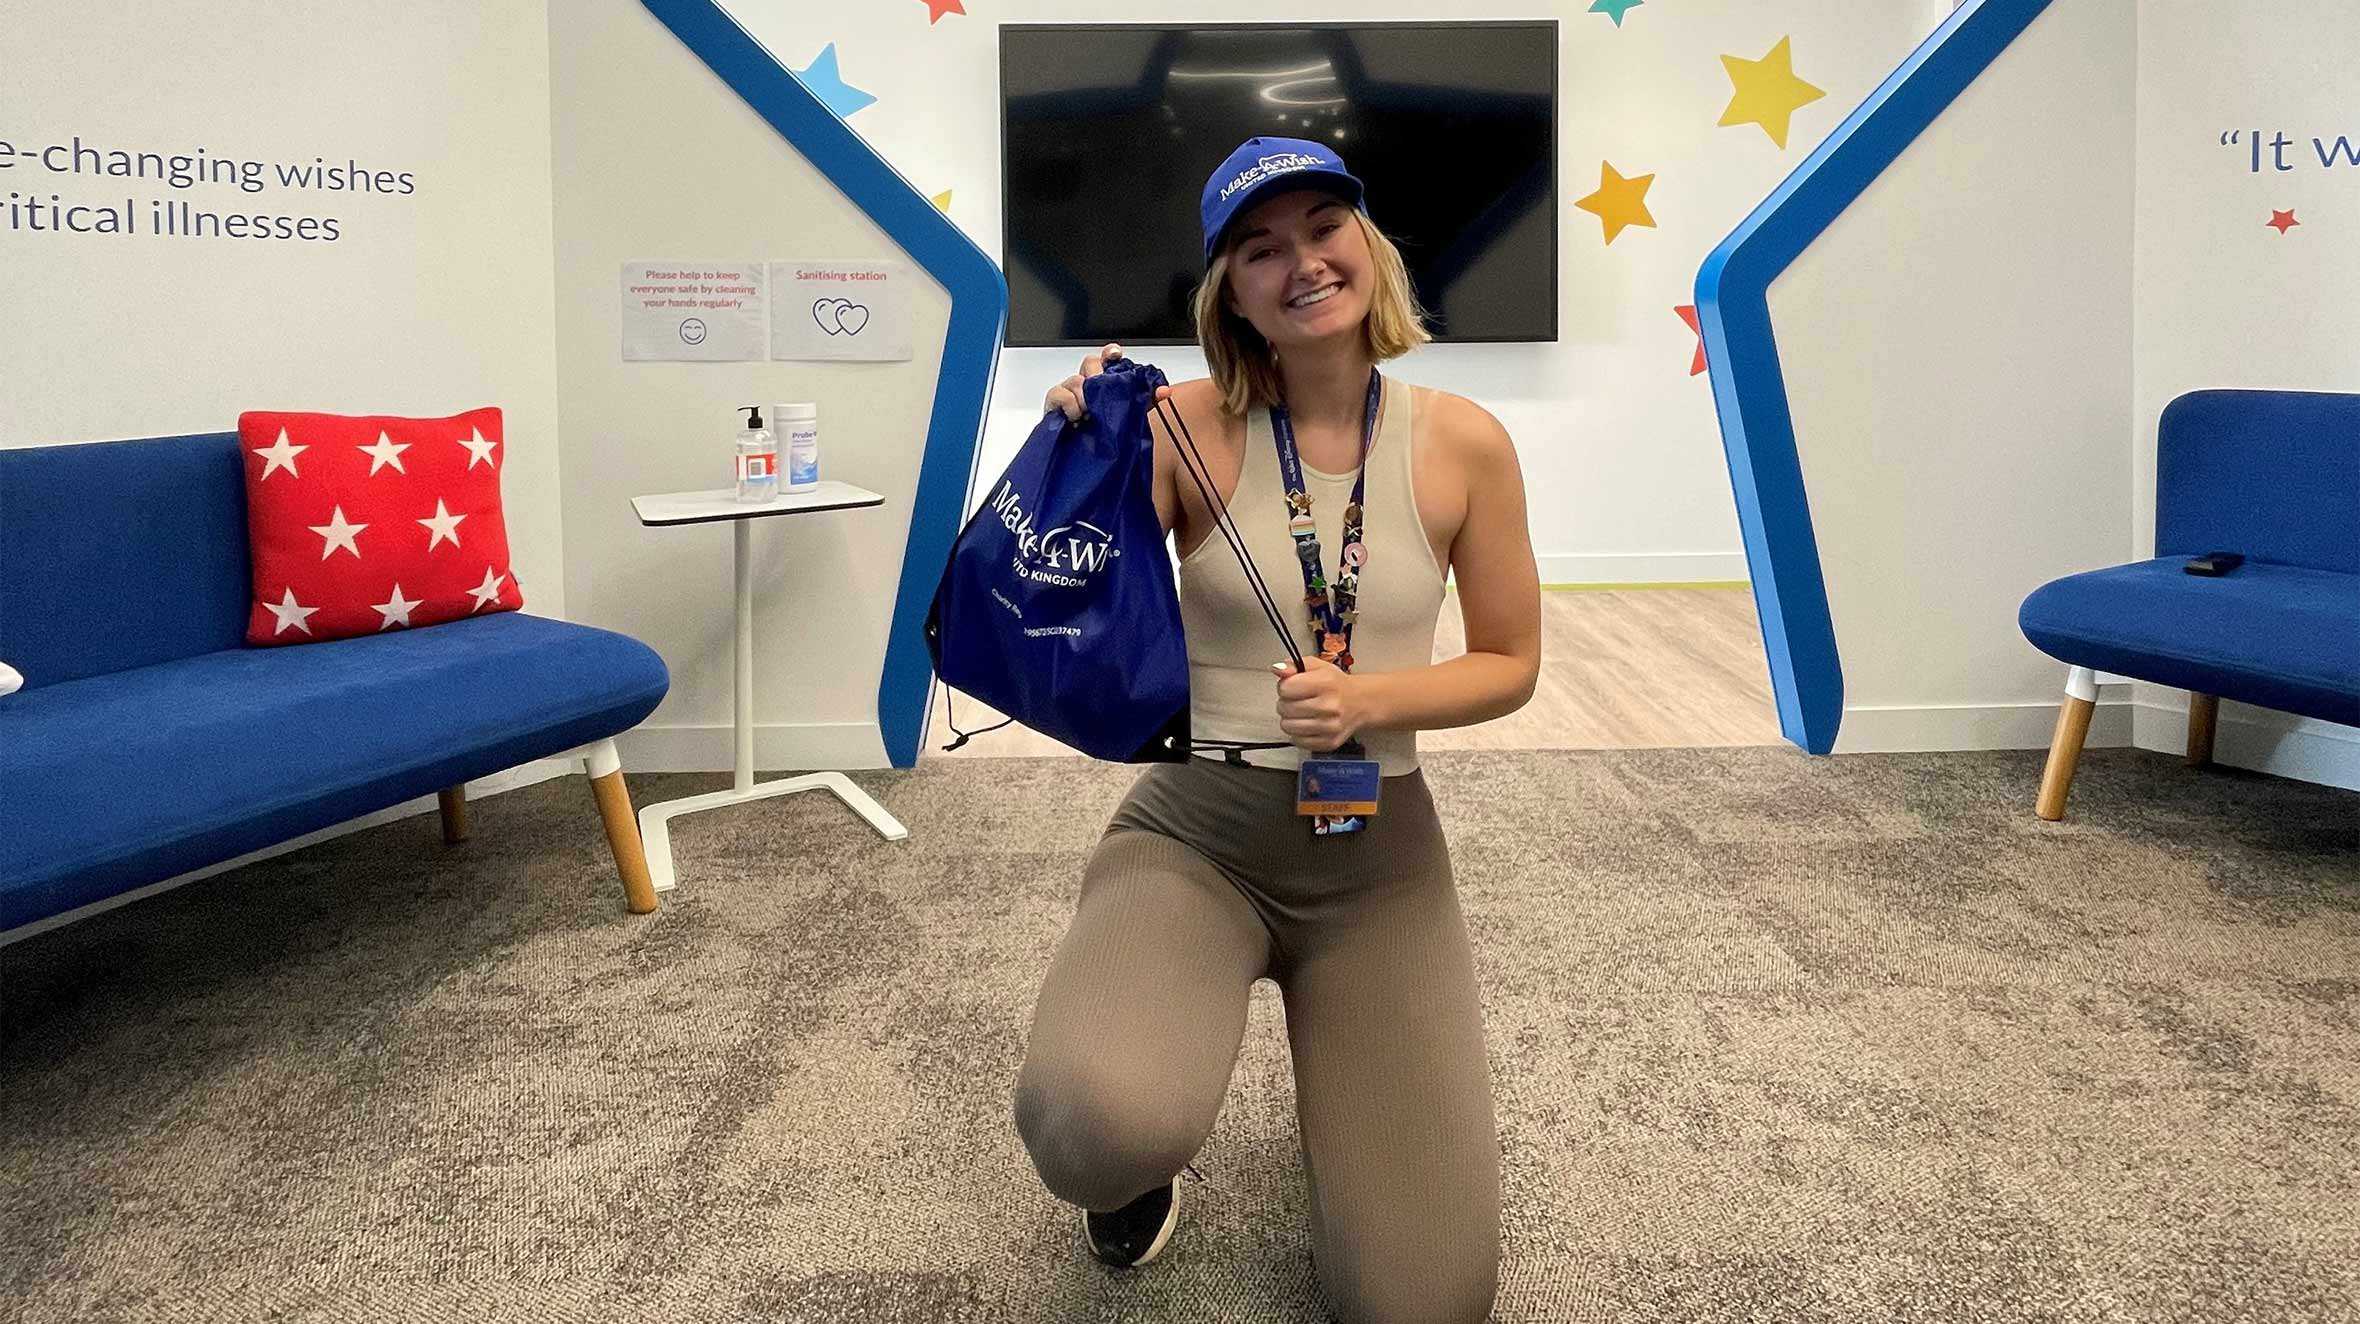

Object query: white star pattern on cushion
[418,499,466,550]
[253,429,307,479]
[264,587,320,636]
[372,583,424,629]
[238,408,518,645]
[458,428,499,470]
[466,567,508,612]
[358,431,411,475]
[308,506,368,560]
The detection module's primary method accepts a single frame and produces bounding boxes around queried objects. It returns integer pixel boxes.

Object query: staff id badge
[1298,746,1381,834]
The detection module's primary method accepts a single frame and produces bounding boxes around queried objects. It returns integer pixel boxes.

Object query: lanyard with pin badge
[1146,368,1385,837]
[1267,368,1384,836]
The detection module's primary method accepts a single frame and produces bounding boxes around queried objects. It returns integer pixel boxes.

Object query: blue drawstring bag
[925,357,1195,763]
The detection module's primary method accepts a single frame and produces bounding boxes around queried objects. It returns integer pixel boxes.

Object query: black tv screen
[1001,21,1558,348]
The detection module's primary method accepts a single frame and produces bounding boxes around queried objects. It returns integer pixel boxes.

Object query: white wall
[0,0,568,621]
[0,0,577,940]
[19,0,2340,789]
[718,1,1954,587]
[2131,0,2360,789]
[1767,0,2139,753]
[547,0,957,772]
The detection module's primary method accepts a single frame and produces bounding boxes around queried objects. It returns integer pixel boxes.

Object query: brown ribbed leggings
[1012,755,1501,1324]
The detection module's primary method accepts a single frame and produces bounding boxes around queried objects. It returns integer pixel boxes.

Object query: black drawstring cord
[944,391,1307,766]
[1188,737,1291,766]
[1151,392,1315,770]
[1152,395,1307,674]
[945,688,1277,764]
[940,689,1014,752]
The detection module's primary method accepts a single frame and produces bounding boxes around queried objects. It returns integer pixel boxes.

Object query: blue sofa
[0,432,673,933]
[2019,389,2359,819]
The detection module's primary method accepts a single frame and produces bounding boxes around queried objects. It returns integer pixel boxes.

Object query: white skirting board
[0,757,582,948]
[2130,689,2360,793]
[1830,685,2357,793]
[1831,688,2138,754]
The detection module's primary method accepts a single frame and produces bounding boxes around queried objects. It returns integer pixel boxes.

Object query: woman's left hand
[1273,655,1368,754]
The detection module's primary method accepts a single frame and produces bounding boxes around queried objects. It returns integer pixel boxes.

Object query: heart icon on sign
[812,298,870,337]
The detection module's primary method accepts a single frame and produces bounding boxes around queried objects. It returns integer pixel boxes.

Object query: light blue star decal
[1590,0,1645,26]
[791,42,876,119]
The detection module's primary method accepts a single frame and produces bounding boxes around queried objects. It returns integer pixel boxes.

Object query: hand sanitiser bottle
[776,402,820,494]
[735,406,777,503]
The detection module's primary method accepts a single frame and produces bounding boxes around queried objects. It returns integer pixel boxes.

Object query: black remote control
[2183,551,2244,576]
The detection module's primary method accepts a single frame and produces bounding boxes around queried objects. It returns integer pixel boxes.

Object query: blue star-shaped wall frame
[641,0,1005,769]
[1695,0,2058,753]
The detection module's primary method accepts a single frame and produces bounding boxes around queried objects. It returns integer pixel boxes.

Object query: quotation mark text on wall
[2219,129,2360,172]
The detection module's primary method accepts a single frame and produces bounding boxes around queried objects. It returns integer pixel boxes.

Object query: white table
[630,482,909,891]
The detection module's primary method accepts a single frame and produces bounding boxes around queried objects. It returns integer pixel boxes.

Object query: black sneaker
[1083,1163,1201,1267]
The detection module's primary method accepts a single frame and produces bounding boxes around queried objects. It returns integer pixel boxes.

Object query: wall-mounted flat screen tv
[1001,21,1558,347]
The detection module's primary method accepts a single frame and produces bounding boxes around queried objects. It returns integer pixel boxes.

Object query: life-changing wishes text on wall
[0,134,419,243]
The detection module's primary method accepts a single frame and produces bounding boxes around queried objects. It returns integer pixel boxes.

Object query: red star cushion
[239,406,524,646]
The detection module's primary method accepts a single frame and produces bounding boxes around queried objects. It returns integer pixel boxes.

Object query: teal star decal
[1590,0,1645,26]
[791,42,876,119]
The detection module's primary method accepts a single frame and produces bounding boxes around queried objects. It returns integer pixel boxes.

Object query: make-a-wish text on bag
[925,357,1195,763]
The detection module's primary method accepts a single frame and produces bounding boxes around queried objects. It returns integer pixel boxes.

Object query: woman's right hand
[1044,342,1178,421]
[1045,342,1124,421]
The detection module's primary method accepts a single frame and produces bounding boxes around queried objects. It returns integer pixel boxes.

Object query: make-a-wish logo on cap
[1220,152,1328,202]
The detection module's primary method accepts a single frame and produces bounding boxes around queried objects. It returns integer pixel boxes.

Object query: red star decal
[920,0,966,22]
[2266,208,2300,234]
[1674,304,1707,376]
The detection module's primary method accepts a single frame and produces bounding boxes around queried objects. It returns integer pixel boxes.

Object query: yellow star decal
[1574,161,1656,245]
[1719,36,1825,149]
[931,188,953,212]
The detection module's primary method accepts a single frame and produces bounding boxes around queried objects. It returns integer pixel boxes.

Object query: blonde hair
[1192,208,1433,418]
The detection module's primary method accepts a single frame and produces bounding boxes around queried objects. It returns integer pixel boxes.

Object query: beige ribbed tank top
[1179,375,1445,777]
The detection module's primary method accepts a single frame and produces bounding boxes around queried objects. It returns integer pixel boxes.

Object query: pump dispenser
[734,406,777,503]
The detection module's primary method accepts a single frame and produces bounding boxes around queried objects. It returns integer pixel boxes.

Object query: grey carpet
[2,746,2355,1323]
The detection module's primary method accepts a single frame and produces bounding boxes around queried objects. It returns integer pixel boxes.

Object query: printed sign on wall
[620,260,767,361]
[769,258,912,361]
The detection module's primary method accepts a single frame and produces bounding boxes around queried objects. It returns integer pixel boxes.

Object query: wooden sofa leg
[2186,693,2219,767]
[438,786,469,844]
[2036,666,2098,822]
[585,739,659,915]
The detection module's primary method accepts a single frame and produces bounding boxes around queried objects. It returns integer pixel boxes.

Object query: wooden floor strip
[925,587,1781,760]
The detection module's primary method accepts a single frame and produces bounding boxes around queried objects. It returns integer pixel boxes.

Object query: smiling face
[1193,185,1434,417]
[1220,189,1372,353]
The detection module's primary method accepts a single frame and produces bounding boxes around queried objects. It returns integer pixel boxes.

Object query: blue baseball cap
[1200,136,1366,267]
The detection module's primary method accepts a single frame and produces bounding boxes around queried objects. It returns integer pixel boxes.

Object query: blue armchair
[2019,389,2359,819]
